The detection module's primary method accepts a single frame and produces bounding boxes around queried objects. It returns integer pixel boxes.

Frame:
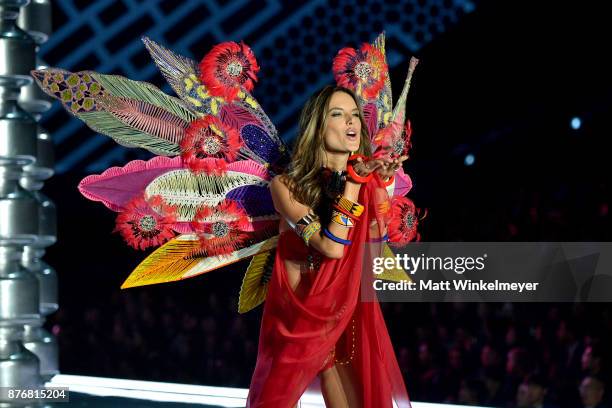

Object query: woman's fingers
[364,161,382,173]
[351,155,408,178]
[389,156,408,170]
[353,160,379,176]
[374,155,407,178]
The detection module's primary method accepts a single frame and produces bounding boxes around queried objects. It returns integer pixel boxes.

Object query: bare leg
[319,365,348,408]
[336,363,362,408]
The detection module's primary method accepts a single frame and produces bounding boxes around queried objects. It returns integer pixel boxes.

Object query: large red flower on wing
[180,115,242,175]
[115,195,177,250]
[190,199,251,256]
[199,41,259,102]
[387,195,422,245]
[333,43,387,100]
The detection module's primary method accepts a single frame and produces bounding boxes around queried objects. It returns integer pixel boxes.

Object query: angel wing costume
[33,32,422,407]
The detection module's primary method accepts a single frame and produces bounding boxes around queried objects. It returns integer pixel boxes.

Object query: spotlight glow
[464,154,475,166]
[571,116,581,130]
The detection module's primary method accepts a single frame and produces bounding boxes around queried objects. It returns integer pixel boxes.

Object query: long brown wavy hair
[281,85,372,210]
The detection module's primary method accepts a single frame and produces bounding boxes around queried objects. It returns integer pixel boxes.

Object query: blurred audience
[579,376,607,408]
[47,298,612,407]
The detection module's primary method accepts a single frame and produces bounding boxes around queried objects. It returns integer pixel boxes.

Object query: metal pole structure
[0,0,44,402]
[17,0,58,384]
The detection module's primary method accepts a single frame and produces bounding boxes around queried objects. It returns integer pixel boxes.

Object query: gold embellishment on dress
[334,317,356,365]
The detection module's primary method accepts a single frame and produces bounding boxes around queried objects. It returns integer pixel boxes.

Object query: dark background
[36,1,611,406]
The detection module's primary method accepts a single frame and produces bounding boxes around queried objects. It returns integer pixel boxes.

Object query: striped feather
[374,32,394,127]
[79,111,182,156]
[31,68,200,155]
[144,168,269,221]
[226,159,270,180]
[91,73,197,124]
[121,236,201,288]
[98,95,188,145]
[233,97,279,141]
[390,57,419,124]
[219,103,259,130]
[121,233,279,289]
[238,248,276,313]
[182,232,278,279]
[142,36,200,106]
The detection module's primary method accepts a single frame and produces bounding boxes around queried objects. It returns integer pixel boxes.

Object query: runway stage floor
[45,374,492,407]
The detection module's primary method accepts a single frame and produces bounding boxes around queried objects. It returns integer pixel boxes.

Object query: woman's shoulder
[270,173,311,213]
[270,174,290,192]
[269,174,292,209]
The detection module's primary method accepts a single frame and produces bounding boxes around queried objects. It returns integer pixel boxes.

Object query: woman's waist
[278,229,312,260]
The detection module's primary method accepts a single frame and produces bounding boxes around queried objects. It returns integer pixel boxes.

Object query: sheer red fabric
[246,174,411,408]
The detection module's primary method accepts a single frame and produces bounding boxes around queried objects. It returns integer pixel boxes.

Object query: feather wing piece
[31,69,198,156]
[121,233,278,288]
[78,156,183,211]
[237,248,276,313]
[143,37,289,172]
[32,37,291,291]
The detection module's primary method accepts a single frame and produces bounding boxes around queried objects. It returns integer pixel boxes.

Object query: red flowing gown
[246,174,411,408]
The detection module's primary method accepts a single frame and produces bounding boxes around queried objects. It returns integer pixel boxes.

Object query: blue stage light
[571,116,582,130]
[464,154,475,166]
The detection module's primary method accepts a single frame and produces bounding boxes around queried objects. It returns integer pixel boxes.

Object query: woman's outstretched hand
[376,155,408,180]
[351,156,383,177]
[348,155,407,183]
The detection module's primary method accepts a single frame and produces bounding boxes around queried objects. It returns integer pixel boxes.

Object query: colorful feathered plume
[33,33,423,307]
